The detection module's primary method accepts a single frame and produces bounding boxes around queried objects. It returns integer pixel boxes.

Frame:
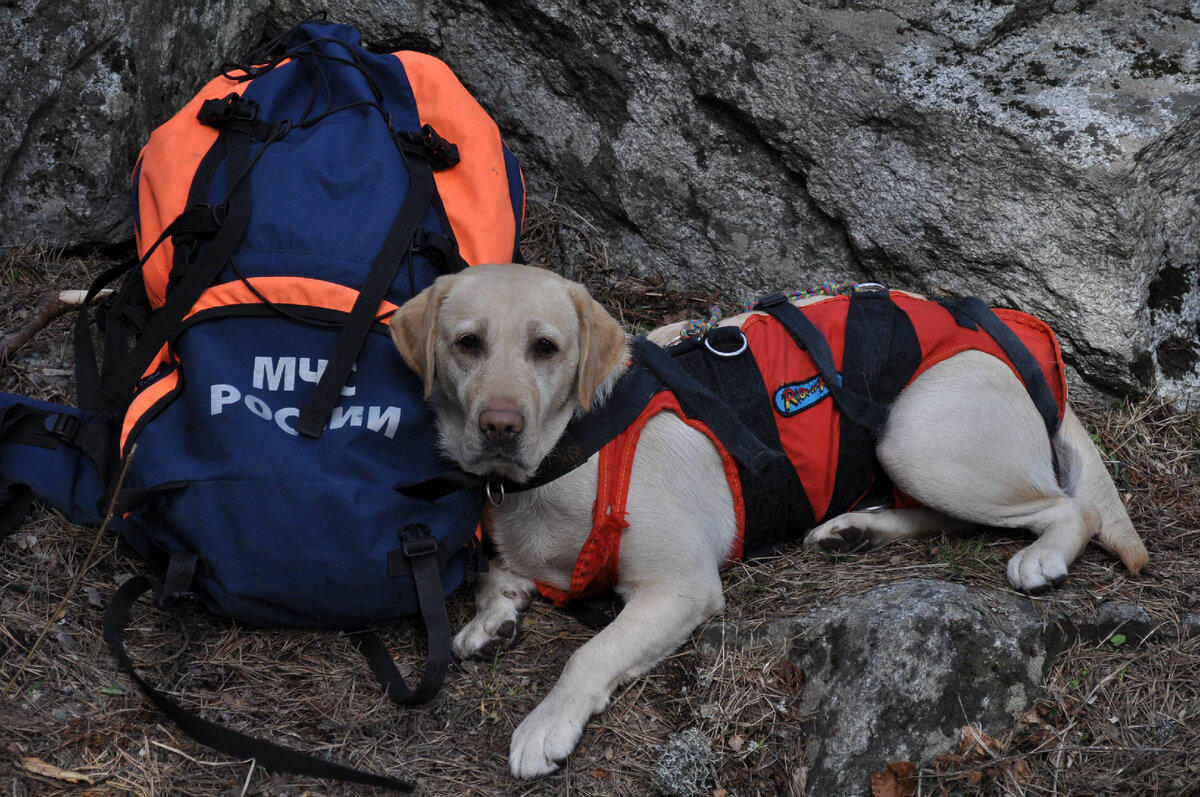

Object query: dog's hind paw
[804,519,874,553]
[1007,546,1069,594]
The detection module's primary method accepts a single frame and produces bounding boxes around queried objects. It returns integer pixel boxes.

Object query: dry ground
[2,201,1198,796]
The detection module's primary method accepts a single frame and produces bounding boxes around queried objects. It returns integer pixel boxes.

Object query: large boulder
[5,1,1199,402]
[272,0,1200,402]
[0,0,266,249]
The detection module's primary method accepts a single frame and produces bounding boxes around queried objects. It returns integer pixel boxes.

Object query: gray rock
[0,0,266,249]
[700,579,1064,797]
[6,1,1200,401]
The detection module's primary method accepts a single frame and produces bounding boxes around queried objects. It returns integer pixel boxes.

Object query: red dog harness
[533,291,1067,606]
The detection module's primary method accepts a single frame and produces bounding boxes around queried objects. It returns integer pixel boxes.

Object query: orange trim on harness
[536,391,746,607]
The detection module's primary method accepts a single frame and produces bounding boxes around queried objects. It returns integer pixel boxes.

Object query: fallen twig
[0,288,111,361]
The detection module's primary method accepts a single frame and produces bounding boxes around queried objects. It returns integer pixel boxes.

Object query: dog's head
[390,264,628,482]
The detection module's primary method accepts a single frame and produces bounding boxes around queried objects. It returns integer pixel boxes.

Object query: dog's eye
[533,338,558,358]
[455,334,481,354]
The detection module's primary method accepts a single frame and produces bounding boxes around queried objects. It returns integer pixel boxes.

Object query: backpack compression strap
[103,575,417,792]
[296,127,465,439]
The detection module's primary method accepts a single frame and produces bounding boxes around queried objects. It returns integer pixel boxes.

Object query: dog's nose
[479,406,524,444]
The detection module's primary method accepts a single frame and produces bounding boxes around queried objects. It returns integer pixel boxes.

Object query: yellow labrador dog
[389,263,1147,779]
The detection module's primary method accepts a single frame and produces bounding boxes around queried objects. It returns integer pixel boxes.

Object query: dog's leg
[508,578,724,778]
[452,560,537,659]
[805,506,978,552]
[508,413,733,778]
[1053,405,1148,574]
[872,350,1110,593]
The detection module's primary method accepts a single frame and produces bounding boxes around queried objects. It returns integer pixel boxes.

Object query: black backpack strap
[296,130,451,439]
[936,296,1062,436]
[103,575,416,792]
[351,523,453,705]
[0,480,33,539]
[88,129,255,417]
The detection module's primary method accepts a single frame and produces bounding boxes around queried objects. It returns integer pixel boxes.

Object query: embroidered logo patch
[773,375,834,416]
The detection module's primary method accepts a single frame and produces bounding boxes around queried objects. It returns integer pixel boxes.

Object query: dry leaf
[870,760,917,797]
[958,725,1002,760]
[588,767,610,780]
[18,757,95,785]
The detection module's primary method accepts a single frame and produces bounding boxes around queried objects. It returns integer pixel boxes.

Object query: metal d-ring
[855,282,887,292]
[703,328,748,358]
[485,478,505,507]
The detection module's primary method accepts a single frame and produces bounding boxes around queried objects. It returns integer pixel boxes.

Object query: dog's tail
[1055,408,1149,574]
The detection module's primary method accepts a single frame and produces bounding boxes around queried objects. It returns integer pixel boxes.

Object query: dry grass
[2,201,1198,796]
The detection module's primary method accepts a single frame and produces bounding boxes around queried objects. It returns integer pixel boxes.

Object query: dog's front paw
[1007,546,1068,594]
[804,517,874,553]
[452,613,519,659]
[509,699,587,779]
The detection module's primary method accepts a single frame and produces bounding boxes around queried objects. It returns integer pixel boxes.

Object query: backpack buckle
[395,125,460,171]
[400,524,439,558]
[43,413,82,446]
[197,93,260,127]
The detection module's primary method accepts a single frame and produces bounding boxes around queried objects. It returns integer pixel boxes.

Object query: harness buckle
[753,292,789,309]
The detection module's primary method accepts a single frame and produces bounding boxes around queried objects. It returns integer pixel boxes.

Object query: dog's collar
[502,338,667,495]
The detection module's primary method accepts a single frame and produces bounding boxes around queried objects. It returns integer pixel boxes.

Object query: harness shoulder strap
[937,296,1062,436]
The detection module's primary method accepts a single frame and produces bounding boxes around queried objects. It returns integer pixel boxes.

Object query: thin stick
[0,288,112,361]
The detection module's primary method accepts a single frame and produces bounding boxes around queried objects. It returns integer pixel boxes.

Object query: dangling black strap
[103,576,416,792]
[351,524,452,705]
[88,130,255,418]
[75,256,141,409]
[0,480,33,539]
[295,153,438,439]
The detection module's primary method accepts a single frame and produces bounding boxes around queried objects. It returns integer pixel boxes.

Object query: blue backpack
[0,19,523,791]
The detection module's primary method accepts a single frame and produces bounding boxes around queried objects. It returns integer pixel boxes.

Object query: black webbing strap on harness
[629,336,783,475]
[826,290,922,517]
[665,328,818,555]
[104,576,416,793]
[754,292,893,435]
[754,290,925,520]
[934,296,1062,436]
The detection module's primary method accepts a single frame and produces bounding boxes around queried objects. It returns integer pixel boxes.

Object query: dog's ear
[390,276,454,400]
[570,284,628,412]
